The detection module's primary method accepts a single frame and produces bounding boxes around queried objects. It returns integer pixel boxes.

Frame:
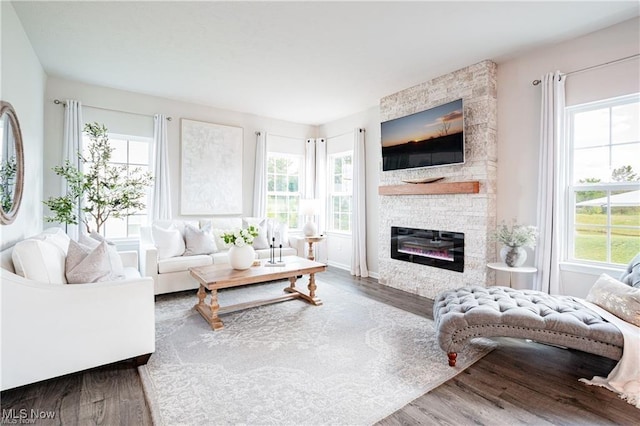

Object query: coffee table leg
[308,273,317,299]
[208,289,224,330]
[197,284,206,307]
[287,276,297,290]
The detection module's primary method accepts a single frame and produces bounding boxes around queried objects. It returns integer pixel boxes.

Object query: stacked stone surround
[378,60,497,299]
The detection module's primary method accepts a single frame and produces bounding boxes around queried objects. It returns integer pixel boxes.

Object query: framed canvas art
[180,119,243,215]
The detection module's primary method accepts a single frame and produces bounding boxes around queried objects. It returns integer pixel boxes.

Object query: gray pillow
[65,240,113,284]
[619,252,640,288]
[183,224,218,256]
[79,232,125,279]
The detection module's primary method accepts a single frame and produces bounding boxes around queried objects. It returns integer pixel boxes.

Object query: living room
[1,1,639,424]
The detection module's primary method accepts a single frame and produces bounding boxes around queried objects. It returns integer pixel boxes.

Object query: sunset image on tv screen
[381,99,464,171]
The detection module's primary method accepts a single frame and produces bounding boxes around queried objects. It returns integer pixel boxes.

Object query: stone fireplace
[378,60,497,299]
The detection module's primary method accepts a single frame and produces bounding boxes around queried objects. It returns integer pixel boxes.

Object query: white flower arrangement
[493,221,538,248]
[221,225,259,247]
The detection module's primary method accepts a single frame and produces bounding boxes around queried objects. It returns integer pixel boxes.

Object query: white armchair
[0,229,155,391]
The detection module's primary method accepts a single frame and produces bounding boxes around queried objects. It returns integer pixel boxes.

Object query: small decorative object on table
[265,237,286,267]
[222,226,259,270]
[493,221,538,267]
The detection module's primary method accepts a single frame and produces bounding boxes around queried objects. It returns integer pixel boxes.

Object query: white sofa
[0,228,155,391]
[140,218,305,295]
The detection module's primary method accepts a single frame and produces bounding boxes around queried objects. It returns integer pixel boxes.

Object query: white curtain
[62,100,83,240]
[534,71,565,294]
[151,114,172,221]
[305,139,316,198]
[351,128,369,277]
[253,131,267,217]
[315,138,327,234]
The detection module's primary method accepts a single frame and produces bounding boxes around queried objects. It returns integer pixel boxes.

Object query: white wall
[318,106,380,276]
[0,2,46,249]
[497,17,640,296]
[44,77,316,223]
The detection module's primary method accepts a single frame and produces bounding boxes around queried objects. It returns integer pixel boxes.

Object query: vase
[228,245,255,270]
[500,245,527,267]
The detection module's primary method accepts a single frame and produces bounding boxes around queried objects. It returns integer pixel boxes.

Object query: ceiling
[11,1,640,125]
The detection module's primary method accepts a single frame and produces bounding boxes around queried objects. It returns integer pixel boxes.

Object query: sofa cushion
[65,240,115,284]
[12,237,67,284]
[158,254,213,274]
[184,224,218,255]
[242,217,269,249]
[152,225,186,259]
[587,273,640,327]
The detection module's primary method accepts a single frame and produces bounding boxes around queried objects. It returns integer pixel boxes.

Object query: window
[328,151,353,233]
[82,133,152,239]
[266,153,302,229]
[565,94,640,267]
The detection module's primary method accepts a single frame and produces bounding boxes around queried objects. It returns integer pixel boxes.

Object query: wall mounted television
[381,99,464,171]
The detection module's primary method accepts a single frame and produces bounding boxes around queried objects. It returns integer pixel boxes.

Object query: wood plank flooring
[2,267,637,425]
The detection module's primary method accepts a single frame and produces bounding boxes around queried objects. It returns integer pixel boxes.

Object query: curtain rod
[53,99,172,121]
[531,53,639,86]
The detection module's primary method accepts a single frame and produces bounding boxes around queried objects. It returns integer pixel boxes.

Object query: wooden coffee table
[189,256,327,330]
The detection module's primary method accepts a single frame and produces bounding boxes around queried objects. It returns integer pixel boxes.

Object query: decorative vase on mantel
[228,245,255,270]
[500,245,527,267]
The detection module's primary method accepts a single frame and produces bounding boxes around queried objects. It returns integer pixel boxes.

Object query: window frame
[563,93,640,270]
[81,132,153,241]
[327,150,353,234]
[266,152,304,230]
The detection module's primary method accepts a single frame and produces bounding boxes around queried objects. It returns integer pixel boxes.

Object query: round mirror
[0,101,24,225]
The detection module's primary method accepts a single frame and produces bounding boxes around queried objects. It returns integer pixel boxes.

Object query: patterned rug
[139,278,494,425]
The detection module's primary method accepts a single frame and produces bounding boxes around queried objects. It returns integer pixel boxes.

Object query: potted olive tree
[44,122,153,233]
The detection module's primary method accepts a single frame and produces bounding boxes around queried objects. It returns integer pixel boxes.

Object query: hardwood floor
[2,267,636,425]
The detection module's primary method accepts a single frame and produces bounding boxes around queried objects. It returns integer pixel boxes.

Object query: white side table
[487,262,537,288]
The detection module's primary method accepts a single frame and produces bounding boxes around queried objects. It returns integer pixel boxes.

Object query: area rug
[139,278,495,425]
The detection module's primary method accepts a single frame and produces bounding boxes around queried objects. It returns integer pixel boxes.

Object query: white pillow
[184,224,218,256]
[152,225,186,259]
[586,273,640,327]
[12,238,67,284]
[242,217,269,249]
[269,220,290,248]
[212,228,231,250]
[65,240,114,284]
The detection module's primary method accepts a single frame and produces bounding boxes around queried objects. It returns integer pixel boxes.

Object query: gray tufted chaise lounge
[433,286,624,366]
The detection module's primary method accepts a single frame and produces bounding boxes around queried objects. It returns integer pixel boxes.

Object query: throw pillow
[619,252,640,288]
[152,225,186,259]
[268,219,290,248]
[65,240,113,284]
[12,238,67,284]
[212,228,231,250]
[586,273,640,327]
[242,217,269,249]
[79,232,125,279]
[184,224,218,256]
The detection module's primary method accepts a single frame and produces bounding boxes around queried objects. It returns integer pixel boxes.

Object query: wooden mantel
[378,181,480,196]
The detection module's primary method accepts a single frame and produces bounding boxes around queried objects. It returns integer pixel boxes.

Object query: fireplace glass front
[391,226,464,272]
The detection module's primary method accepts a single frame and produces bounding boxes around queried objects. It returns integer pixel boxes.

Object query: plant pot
[228,245,255,270]
[500,245,527,267]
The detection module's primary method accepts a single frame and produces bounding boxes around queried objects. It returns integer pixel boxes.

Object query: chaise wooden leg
[447,352,457,367]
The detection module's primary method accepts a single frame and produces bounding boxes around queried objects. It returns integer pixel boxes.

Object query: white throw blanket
[576,299,640,408]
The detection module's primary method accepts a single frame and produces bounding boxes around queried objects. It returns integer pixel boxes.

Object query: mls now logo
[1,409,56,424]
